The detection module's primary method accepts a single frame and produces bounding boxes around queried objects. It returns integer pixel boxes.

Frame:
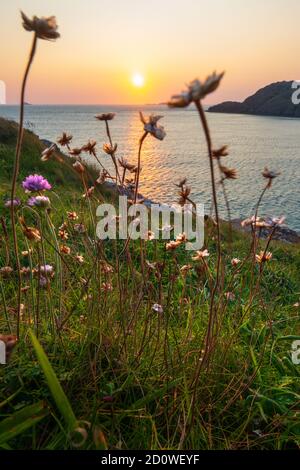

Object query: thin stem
[134,132,148,203]
[10,33,37,338]
[195,100,221,351]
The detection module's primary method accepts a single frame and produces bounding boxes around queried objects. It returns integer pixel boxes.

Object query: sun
[132,73,145,87]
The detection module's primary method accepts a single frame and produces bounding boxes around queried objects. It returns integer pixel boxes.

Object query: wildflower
[101,263,114,274]
[82,140,97,156]
[0,334,17,362]
[176,177,187,188]
[69,148,82,157]
[178,186,191,206]
[82,186,95,199]
[67,211,78,221]
[74,223,86,234]
[192,249,209,260]
[0,266,13,277]
[262,167,280,187]
[152,303,163,314]
[212,145,229,159]
[4,198,21,208]
[20,267,31,276]
[22,174,52,192]
[57,132,73,147]
[140,113,166,140]
[75,254,84,264]
[146,260,157,270]
[19,217,41,242]
[176,232,187,243]
[21,249,32,256]
[101,282,113,292]
[96,170,109,184]
[95,113,115,121]
[255,251,273,263]
[220,165,238,180]
[41,144,56,161]
[27,195,50,208]
[265,216,286,227]
[293,302,300,308]
[241,216,267,228]
[231,258,241,267]
[60,245,71,255]
[39,264,54,275]
[118,157,136,171]
[166,240,181,251]
[59,222,68,231]
[225,291,236,301]
[21,11,60,41]
[145,230,155,241]
[180,264,192,275]
[168,71,225,107]
[58,229,69,240]
[103,143,117,155]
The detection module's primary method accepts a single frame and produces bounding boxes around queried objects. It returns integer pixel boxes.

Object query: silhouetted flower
[168,71,224,107]
[262,167,280,187]
[140,113,166,140]
[21,11,60,41]
[103,143,117,155]
[256,251,272,263]
[57,132,72,146]
[220,165,238,179]
[41,144,56,161]
[95,113,115,121]
[212,145,229,159]
[82,140,97,156]
[22,174,51,192]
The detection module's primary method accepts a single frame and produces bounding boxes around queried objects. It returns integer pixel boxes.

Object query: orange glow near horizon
[1,0,300,105]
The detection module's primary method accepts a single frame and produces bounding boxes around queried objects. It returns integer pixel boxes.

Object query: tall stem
[10,33,37,338]
[134,132,148,203]
[194,100,221,367]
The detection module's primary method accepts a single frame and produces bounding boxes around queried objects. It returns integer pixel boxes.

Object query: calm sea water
[1,104,300,231]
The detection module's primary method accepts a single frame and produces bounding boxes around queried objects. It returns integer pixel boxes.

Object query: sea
[0,104,299,231]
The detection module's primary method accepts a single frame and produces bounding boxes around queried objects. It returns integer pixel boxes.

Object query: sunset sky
[1,0,299,105]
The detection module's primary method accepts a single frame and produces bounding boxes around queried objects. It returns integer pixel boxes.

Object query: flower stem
[10,33,37,338]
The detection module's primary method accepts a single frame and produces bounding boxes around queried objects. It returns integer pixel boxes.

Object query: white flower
[152,303,163,314]
[168,71,224,107]
[140,113,166,140]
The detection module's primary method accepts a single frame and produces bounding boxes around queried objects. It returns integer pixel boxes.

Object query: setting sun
[132,73,144,87]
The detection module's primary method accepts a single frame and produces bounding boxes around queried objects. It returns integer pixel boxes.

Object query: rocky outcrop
[231,219,300,244]
[208,81,300,118]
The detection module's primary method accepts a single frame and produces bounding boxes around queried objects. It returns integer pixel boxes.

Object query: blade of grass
[0,401,48,445]
[29,330,78,432]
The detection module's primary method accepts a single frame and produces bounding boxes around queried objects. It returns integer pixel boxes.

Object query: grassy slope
[0,118,300,450]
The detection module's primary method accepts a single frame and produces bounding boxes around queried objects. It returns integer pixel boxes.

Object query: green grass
[0,118,300,450]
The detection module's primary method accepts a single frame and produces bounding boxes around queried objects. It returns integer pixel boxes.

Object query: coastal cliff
[208,81,300,118]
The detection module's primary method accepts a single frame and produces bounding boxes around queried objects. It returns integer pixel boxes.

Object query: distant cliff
[208,81,300,118]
